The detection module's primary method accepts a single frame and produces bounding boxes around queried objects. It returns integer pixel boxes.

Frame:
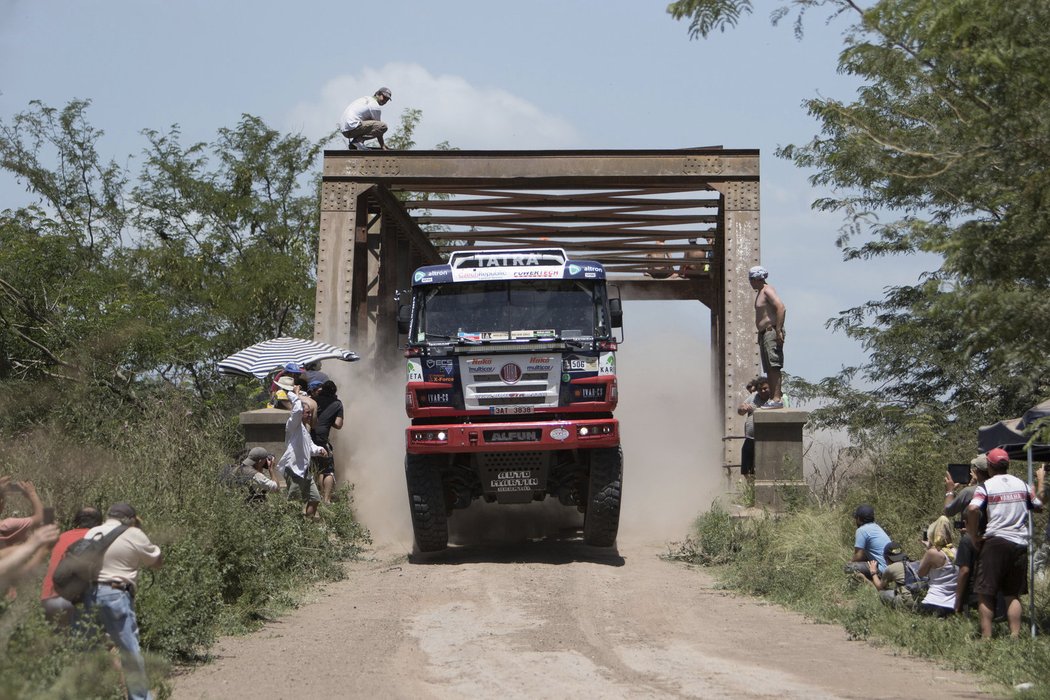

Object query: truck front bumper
[406,418,618,454]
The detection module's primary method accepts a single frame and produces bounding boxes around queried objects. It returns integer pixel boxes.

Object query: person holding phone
[944,454,990,518]
[0,477,45,548]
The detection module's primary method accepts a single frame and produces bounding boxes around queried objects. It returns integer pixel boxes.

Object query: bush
[0,385,370,697]
[671,473,1050,696]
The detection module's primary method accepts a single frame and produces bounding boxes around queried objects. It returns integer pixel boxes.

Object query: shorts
[974,536,1028,598]
[313,450,335,477]
[285,470,321,504]
[341,120,388,140]
[759,329,784,372]
[740,438,755,477]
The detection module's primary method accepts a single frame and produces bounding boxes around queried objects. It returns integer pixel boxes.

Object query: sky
[0,0,937,387]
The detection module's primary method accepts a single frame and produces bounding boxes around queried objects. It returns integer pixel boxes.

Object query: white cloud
[287,62,581,150]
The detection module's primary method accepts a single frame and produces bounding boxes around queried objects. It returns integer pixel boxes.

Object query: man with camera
[240,446,280,503]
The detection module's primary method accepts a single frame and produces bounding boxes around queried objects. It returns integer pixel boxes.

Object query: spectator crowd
[845,448,1047,638]
[1,358,348,699]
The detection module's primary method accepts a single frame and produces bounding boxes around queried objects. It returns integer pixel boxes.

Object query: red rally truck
[398,248,624,551]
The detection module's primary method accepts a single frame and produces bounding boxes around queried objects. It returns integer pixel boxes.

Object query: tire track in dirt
[172,539,996,699]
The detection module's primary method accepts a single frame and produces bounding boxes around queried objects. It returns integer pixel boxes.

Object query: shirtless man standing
[749,266,786,408]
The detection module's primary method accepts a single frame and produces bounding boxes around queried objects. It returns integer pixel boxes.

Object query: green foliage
[666,501,762,565]
[0,392,370,697]
[670,1,1050,443]
[667,0,755,39]
[0,100,326,405]
[673,504,1050,695]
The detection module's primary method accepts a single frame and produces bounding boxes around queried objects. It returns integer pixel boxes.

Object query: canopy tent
[977,399,1050,460]
[217,337,360,379]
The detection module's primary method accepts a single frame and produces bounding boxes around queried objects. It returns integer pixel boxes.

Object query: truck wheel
[583,447,622,547]
[405,454,449,552]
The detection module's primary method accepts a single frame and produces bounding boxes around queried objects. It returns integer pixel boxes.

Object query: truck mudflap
[406,418,618,454]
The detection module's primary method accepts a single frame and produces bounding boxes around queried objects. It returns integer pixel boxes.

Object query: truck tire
[583,447,622,547]
[405,454,449,552]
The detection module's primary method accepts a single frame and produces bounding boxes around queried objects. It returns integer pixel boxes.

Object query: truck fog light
[578,426,590,437]
[437,431,447,441]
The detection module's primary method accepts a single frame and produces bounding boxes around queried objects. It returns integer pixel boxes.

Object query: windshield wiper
[531,332,587,348]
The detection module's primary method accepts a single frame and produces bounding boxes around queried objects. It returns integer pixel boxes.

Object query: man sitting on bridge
[340,87,392,150]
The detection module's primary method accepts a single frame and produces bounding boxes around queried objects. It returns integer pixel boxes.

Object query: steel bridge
[313,147,761,468]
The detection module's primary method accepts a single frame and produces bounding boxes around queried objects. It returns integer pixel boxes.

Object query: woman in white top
[918,517,957,616]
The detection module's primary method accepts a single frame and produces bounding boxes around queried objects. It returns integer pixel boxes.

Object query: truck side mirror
[609,298,623,329]
[397,304,411,335]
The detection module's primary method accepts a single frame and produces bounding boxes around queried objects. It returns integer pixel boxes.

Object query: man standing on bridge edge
[749,265,786,408]
[340,87,392,150]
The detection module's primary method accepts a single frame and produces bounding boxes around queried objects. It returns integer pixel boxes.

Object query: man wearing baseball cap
[845,503,892,580]
[339,87,392,150]
[78,502,163,699]
[748,265,787,408]
[966,447,1043,638]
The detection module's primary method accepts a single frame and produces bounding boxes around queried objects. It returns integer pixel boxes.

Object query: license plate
[490,406,535,415]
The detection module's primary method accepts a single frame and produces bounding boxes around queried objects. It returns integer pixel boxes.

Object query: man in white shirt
[966,447,1043,638]
[339,87,392,150]
[278,390,327,518]
[78,503,163,700]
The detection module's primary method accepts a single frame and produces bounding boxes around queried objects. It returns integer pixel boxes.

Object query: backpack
[903,560,929,599]
[52,525,130,604]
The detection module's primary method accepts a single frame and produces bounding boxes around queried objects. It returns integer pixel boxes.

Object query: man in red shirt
[39,506,103,625]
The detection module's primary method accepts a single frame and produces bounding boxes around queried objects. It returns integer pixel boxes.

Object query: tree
[668,0,1050,435]
[0,101,327,401]
[0,100,440,406]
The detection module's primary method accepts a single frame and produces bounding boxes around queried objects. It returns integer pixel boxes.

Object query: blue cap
[307,380,324,390]
[284,362,303,373]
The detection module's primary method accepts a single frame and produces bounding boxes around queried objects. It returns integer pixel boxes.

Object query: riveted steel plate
[340,158,401,178]
[684,156,724,176]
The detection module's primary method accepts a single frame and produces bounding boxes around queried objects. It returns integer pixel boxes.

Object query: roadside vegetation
[0,387,370,698]
[670,420,1050,696]
[665,1,1050,697]
[0,99,439,696]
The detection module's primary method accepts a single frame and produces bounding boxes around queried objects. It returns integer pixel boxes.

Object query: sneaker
[761,400,784,409]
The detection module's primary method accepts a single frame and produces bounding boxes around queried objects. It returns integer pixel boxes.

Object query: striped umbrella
[217,337,360,379]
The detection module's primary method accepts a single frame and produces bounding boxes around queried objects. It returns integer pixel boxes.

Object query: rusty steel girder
[314,148,761,469]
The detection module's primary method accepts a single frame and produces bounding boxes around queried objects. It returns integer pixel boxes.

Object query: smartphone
[947,463,972,486]
[42,506,55,525]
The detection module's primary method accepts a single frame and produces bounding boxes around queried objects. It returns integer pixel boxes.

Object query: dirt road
[172,537,993,699]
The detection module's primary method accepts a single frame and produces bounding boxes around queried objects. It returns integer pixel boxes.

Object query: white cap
[748,265,768,279]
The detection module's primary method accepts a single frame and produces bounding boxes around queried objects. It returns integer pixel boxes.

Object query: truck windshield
[417,280,605,341]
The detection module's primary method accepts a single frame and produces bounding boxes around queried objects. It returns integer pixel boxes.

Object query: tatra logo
[477,253,541,267]
[499,363,522,384]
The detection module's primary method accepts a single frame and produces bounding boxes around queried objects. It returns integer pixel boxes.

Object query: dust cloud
[326,321,727,550]
[615,328,727,543]
[328,361,415,548]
